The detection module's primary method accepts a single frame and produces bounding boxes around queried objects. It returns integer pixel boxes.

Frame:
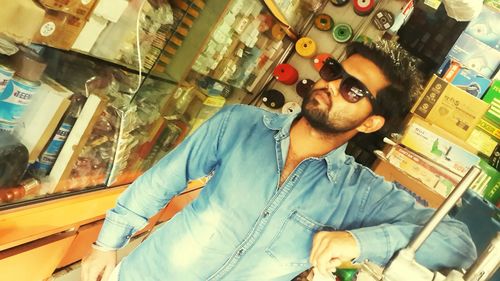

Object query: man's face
[301,54,390,134]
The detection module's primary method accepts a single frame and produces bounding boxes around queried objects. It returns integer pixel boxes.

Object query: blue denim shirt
[97,104,477,281]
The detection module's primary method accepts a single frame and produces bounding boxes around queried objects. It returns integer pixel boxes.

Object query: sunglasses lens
[319,58,342,81]
[340,77,367,103]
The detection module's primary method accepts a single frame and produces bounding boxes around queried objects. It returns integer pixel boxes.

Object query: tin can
[0,64,15,93]
[0,76,40,132]
[31,121,75,176]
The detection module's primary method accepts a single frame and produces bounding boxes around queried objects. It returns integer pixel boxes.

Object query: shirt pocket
[265,210,334,267]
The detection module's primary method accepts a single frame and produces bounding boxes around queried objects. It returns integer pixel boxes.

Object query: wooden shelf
[164,0,231,82]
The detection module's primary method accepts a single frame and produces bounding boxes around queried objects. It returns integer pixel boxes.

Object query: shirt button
[263,211,270,218]
[237,249,244,256]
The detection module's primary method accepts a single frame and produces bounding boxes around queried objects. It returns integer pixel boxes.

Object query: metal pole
[408,166,481,253]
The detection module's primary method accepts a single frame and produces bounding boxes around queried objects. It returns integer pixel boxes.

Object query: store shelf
[68,48,177,84]
[164,0,231,82]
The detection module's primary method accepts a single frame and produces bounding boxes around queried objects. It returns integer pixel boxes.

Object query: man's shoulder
[222,104,281,124]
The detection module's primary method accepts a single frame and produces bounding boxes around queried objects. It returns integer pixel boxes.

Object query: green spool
[332,23,353,43]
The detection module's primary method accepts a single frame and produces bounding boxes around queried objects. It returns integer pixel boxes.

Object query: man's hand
[309,231,360,278]
[81,248,117,281]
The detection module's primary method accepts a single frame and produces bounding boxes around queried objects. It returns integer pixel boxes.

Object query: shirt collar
[262,112,353,183]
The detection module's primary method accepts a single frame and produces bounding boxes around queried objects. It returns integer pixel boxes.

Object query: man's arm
[81,106,234,281]
[96,105,234,249]
[349,177,477,270]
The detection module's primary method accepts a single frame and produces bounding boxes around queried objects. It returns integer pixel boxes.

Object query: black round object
[372,9,395,31]
[0,132,28,188]
[331,0,349,6]
[262,89,285,109]
[296,79,315,98]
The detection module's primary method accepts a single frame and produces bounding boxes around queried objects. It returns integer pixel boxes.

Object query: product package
[412,75,490,139]
[447,33,500,78]
[400,116,480,177]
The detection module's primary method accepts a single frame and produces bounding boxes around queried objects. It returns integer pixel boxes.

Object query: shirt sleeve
[349,176,477,270]
[96,105,234,249]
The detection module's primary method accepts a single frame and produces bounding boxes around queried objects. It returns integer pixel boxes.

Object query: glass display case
[0,0,320,210]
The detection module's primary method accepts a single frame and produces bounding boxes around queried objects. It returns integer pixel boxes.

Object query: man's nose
[327,80,342,98]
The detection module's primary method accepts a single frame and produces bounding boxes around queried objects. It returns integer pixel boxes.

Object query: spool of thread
[314,14,334,31]
[330,0,349,6]
[273,64,299,85]
[332,23,353,43]
[353,0,375,16]
[313,53,333,72]
[282,101,301,114]
[372,10,395,31]
[262,89,285,109]
[296,79,315,98]
[271,23,286,41]
[295,37,317,58]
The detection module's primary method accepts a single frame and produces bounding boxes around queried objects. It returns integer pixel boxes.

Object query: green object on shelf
[334,268,358,281]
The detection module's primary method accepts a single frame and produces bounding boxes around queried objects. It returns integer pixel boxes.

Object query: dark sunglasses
[319,57,376,105]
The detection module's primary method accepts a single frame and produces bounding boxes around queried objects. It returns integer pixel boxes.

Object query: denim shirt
[97,104,477,281]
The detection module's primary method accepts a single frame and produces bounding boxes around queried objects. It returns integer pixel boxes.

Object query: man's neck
[289,117,356,158]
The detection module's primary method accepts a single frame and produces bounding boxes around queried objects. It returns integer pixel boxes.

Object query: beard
[301,89,366,134]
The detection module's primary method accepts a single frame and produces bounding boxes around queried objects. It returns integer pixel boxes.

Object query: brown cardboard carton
[0,0,45,44]
[372,158,445,208]
[38,0,98,19]
[412,75,490,140]
[33,10,86,50]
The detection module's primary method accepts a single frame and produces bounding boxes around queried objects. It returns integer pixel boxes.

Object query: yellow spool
[295,37,317,58]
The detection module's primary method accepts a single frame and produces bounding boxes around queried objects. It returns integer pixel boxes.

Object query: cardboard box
[438,58,491,99]
[386,146,460,197]
[45,94,107,194]
[482,80,500,126]
[71,15,108,52]
[401,116,480,177]
[466,127,499,158]
[447,33,500,78]
[463,4,500,51]
[371,158,445,208]
[14,76,72,162]
[0,0,45,44]
[33,9,86,50]
[412,75,490,139]
[38,0,98,19]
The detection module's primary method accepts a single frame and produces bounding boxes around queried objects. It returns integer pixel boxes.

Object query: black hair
[344,41,424,166]
[345,41,421,135]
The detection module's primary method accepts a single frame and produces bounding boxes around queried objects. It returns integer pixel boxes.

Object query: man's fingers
[101,264,114,281]
[311,232,330,265]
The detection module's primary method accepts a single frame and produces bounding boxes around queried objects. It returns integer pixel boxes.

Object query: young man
[82,40,477,281]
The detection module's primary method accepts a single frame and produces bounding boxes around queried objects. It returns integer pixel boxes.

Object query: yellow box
[412,75,490,140]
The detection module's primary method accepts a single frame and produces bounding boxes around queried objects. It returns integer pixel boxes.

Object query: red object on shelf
[273,63,299,85]
[353,0,375,16]
[313,53,333,72]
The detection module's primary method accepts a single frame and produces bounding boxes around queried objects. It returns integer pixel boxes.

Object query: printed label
[40,22,56,37]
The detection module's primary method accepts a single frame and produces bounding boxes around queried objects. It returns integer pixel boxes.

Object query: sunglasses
[319,57,376,106]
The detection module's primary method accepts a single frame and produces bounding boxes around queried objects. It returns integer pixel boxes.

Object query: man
[82,40,477,281]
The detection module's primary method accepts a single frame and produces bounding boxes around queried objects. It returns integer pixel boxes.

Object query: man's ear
[356,115,385,133]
